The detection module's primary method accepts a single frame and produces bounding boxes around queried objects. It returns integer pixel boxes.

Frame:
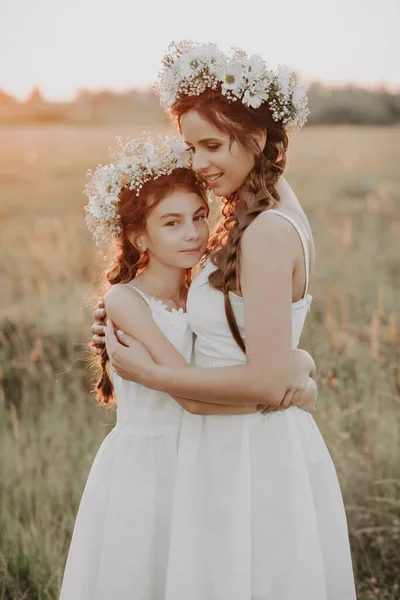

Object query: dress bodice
[187,208,313,368]
[111,287,193,435]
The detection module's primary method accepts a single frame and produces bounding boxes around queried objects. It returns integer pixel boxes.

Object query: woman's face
[180,109,258,197]
[137,189,209,269]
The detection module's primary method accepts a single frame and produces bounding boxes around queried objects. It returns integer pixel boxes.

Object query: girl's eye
[165,221,179,227]
[194,214,206,221]
[207,144,220,151]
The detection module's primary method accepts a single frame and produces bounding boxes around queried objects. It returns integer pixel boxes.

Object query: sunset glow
[1,0,399,101]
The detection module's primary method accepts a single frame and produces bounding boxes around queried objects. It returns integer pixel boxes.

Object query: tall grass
[0,124,399,599]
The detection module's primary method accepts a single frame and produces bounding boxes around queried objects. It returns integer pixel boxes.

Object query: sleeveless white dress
[60,286,193,600]
[165,209,356,600]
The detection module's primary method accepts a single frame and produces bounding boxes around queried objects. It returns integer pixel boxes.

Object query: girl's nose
[185,222,201,241]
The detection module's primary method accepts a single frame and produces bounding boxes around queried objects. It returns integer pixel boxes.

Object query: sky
[0,0,399,101]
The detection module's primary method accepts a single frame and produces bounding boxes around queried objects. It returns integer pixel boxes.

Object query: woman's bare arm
[105,285,261,415]
[106,214,313,408]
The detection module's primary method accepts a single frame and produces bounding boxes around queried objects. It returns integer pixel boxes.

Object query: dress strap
[260,208,311,297]
[125,283,151,306]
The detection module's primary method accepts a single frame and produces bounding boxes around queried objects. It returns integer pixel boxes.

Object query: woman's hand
[296,377,317,414]
[92,299,107,354]
[258,349,317,414]
[282,348,316,407]
[105,321,154,382]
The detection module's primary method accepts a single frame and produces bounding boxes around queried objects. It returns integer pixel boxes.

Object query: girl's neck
[134,261,188,309]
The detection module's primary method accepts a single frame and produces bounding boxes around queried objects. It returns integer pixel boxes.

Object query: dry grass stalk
[388,312,398,343]
[341,216,352,247]
[370,309,380,360]
[9,401,21,441]
[337,290,347,330]
[326,283,336,331]
[376,283,385,319]
[397,360,400,391]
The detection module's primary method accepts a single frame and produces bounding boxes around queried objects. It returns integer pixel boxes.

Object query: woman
[96,43,356,599]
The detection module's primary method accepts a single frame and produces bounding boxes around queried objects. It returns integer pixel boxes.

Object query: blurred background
[0,0,399,598]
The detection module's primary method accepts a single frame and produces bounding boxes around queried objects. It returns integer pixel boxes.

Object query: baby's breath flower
[156,41,309,132]
[84,134,196,256]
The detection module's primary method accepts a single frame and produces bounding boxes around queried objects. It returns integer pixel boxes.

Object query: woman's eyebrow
[185,137,220,145]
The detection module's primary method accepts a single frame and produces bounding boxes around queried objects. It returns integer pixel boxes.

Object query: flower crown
[84,134,192,256]
[156,41,309,131]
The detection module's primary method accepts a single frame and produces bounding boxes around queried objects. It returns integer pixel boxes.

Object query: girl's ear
[128,232,147,253]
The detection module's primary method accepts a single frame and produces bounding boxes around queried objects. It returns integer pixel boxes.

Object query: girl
[100,43,357,599]
[61,134,316,599]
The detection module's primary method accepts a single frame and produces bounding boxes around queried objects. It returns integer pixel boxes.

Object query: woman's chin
[213,183,239,198]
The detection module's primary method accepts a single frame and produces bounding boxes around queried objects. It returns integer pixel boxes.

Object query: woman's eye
[166,221,179,227]
[194,215,206,221]
[207,144,220,151]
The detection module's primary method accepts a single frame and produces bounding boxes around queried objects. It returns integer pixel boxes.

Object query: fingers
[290,389,302,407]
[257,404,275,414]
[115,330,129,348]
[304,402,317,414]
[105,320,118,356]
[94,308,106,323]
[91,324,105,336]
[280,388,295,409]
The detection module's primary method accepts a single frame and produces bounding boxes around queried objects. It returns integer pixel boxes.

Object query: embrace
[60,41,356,599]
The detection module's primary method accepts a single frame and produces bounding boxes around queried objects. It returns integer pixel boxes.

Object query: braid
[91,169,207,404]
[95,238,146,405]
[209,125,288,352]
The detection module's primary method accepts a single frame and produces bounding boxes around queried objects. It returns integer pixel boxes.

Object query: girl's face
[180,110,261,197]
[137,190,209,269]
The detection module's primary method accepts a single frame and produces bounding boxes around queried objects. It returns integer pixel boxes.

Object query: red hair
[94,168,209,404]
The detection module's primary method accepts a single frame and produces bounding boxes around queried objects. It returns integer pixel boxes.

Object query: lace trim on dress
[125,283,188,330]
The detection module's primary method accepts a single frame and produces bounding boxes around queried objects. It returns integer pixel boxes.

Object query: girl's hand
[105,321,154,382]
[92,299,107,354]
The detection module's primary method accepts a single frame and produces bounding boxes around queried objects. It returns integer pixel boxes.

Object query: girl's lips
[181,246,202,254]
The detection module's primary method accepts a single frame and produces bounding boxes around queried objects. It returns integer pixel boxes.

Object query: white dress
[59,286,193,600]
[165,209,356,600]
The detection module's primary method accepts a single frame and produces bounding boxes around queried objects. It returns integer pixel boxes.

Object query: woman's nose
[192,151,210,172]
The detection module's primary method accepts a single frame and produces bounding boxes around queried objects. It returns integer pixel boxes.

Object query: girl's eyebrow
[160,212,182,219]
[160,207,206,220]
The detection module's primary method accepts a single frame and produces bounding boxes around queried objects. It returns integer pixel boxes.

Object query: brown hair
[170,89,289,352]
[95,168,209,404]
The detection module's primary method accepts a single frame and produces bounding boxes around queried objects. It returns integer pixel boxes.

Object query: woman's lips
[203,173,223,186]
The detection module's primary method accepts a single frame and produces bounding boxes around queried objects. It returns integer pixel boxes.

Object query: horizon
[3,78,400,104]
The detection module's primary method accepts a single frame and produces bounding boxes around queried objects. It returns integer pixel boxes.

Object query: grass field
[0,123,399,599]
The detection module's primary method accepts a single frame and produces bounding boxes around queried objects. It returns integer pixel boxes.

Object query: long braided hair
[170,89,289,352]
[94,169,209,404]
